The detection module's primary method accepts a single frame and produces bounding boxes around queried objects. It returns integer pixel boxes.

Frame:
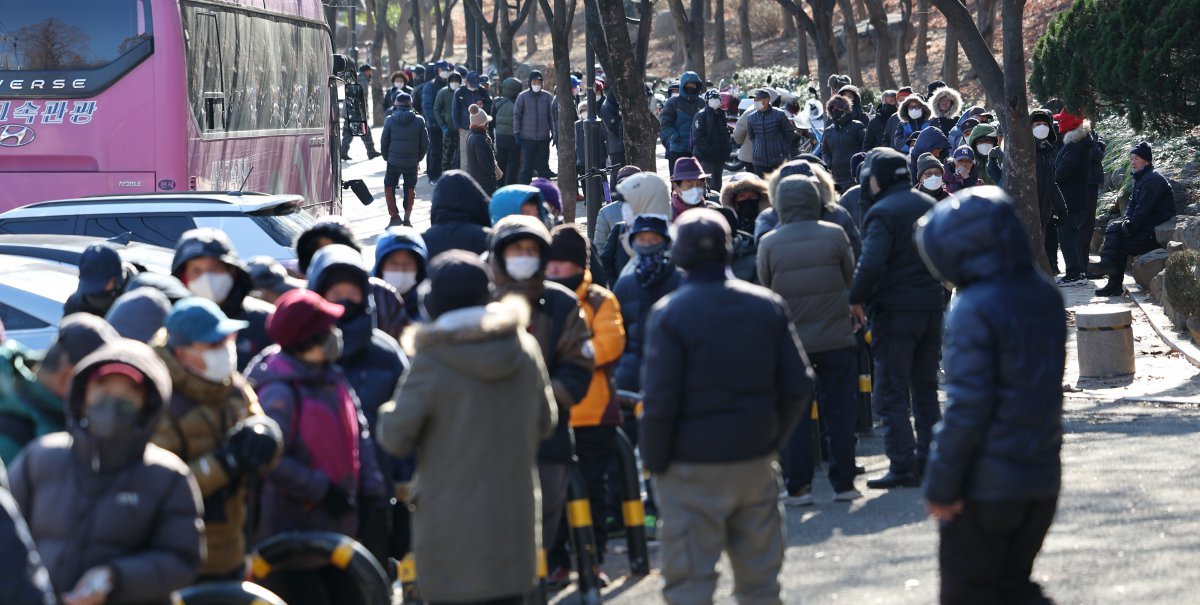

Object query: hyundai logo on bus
[0,125,36,147]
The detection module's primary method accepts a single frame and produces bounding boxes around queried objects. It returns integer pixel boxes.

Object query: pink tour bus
[0,0,343,215]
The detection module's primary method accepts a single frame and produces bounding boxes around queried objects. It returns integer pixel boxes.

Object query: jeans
[784,346,859,493]
[1058,210,1087,277]
[520,139,553,183]
[426,124,444,181]
[871,309,943,475]
[939,498,1058,605]
[495,134,521,186]
[700,159,724,192]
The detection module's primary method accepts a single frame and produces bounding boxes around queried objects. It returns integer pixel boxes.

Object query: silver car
[0,255,80,352]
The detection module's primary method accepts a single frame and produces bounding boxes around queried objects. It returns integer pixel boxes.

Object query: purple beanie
[530,178,562,213]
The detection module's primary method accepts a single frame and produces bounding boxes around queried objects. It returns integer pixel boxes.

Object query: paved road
[344,130,1200,603]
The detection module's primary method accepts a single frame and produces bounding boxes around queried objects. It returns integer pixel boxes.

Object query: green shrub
[729,66,811,98]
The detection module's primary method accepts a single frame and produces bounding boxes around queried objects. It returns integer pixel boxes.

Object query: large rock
[1157,219,1179,247]
[1170,178,1189,215]
[1152,270,1166,302]
[1177,216,1200,252]
[1186,203,1200,216]
[1189,316,1200,344]
[1164,250,1200,329]
[1132,249,1170,289]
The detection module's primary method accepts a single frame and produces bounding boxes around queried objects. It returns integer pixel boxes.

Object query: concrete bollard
[1076,305,1136,377]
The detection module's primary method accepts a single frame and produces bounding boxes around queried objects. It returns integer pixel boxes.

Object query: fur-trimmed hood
[720,173,769,210]
[929,87,963,119]
[1062,119,1093,145]
[767,160,839,212]
[899,96,932,124]
[403,297,533,381]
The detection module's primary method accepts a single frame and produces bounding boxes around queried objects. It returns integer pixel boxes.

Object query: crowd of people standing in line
[0,62,1180,605]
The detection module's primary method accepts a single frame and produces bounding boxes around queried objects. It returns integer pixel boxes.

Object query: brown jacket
[378,298,556,603]
[149,331,266,576]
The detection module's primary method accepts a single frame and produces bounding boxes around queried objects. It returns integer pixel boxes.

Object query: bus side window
[195,12,227,132]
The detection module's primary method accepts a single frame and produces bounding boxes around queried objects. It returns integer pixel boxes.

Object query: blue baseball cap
[165,297,249,347]
[78,244,123,295]
[951,145,976,163]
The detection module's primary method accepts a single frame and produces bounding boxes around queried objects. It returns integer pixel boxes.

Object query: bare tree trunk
[778,0,837,91]
[862,0,896,89]
[538,0,579,220]
[635,0,653,68]
[797,15,810,76]
[978,0,999,51]
[738,0,753,64]
[941,0,959,87]
[368,0,388,126]
[410,0,426,62]
[714,0,729,62]
[915,0,929,65]
[668,0,707,81]
[930,0,1041,268]
[525,8,539,56]
[464,0,537,77]
[896,0,914,87]
[837,0,863,85]
[781,4,798,37]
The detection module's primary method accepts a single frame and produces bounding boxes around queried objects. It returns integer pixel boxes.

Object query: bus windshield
[0,1,152,96]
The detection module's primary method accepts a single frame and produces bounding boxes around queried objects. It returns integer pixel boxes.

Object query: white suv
[0,192,317,266]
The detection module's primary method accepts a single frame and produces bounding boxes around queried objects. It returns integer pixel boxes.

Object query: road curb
[1124,278,1200,370]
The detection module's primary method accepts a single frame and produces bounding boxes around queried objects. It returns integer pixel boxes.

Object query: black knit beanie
[548,224,589,269]
[423,250,494,319]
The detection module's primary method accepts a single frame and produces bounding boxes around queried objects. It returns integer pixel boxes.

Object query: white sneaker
[784,486,814,507]
[833,489,863,502]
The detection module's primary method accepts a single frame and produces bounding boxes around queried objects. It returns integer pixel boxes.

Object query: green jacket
[493,77,522,138]
[0,342,64,465]
[435,86,456,132]
[967,123,1000,186]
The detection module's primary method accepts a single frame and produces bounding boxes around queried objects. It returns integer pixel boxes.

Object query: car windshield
[250,209,317,248]
[1,2,151,72]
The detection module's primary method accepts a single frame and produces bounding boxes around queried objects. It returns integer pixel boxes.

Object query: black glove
[227,422,280,473]
[211,446,242,484]
[321,484,356,517]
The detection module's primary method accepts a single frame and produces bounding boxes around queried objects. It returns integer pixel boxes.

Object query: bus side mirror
[343,179,373,205]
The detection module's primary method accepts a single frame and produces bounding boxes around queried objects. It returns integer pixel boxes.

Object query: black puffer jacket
[641,267,813,472]
[849,182,944,312]
[0,459,56,605]
[691,107,732,163]
[1032,110,1066,223]
[599,94,625,156]
[465,128,498,195]
[381,107,429,169]
[820,117,866,186]
[612,266,683,394]
[171,228,274,370]
[916,187,1066,503]
[1126,164,1176,234]
[864,103,896,150]
[422,171,494,258]
[1055,122,1092,213]
[10,341,203,604]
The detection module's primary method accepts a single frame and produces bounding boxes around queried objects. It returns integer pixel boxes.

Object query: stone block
[1152,270,1166,302]
[1076,305,1135,377]
[1186,203,1200,216]
[1157,219,1179,247]
[1189,316,1200,344]
[1132,249,1170,289]
[1178,216,1200,252]
[1168,241,1184,254]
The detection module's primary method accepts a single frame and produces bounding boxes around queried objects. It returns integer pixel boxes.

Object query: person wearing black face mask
[820,95,867,193]
[305,244,409,568]
[720,172,770,235]
[9,341,204,605]
[65,244,193,318]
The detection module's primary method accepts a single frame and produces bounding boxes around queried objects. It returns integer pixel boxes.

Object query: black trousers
[441,129,460,173]
[340,121,377,156]
[550,425,617,569]
[1079,186,1100,263]
[608,152,626,190]
[427,124,444,181]
[1100,221,1160,277]
[520,139,553,183]
[699,159,724,192]
[495,134,521,186]
[1043,217,1060,274]
[939,498,1058,605]
[785,346,859,493]
[871,309,943,475]
[666,151,691,178]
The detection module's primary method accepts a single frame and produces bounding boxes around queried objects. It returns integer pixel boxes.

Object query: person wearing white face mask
[915,152,949,201]
[171,228,275,372]
[489,215,595,578]
[746,88,795,177]
[669,156,716,221]
[691,89,733,191]
[1029,108,1068,274]
[374,226,430,323]
[892,96,934,154]
[151,297,281,582]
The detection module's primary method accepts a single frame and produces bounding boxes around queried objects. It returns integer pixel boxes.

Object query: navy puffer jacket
[421,171,493,258]
[659,72,705,154]
[916,188,1066,503]
[612,268,683,394]
[381,108,428,169]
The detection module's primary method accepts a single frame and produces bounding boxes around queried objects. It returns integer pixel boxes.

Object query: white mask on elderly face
[197,339,236,383]
[531,84,542,93]
[708,98,721,109]
[189,272,235,304]
[908,107,924,119]
[449,82,460,91]
[1032,124,1051,140]
[383,270,418,294]
[681,188,704,206]
[922,175,943,191]
[976,142,994,156]
[505,256,540,281]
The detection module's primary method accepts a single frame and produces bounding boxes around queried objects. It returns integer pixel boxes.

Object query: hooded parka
[422,171,494,258]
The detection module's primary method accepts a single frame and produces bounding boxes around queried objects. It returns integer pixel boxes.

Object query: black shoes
[1095,282,1125,297]
[866,471,921,489]
[367,151,382,160]
[340,154,351,161]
